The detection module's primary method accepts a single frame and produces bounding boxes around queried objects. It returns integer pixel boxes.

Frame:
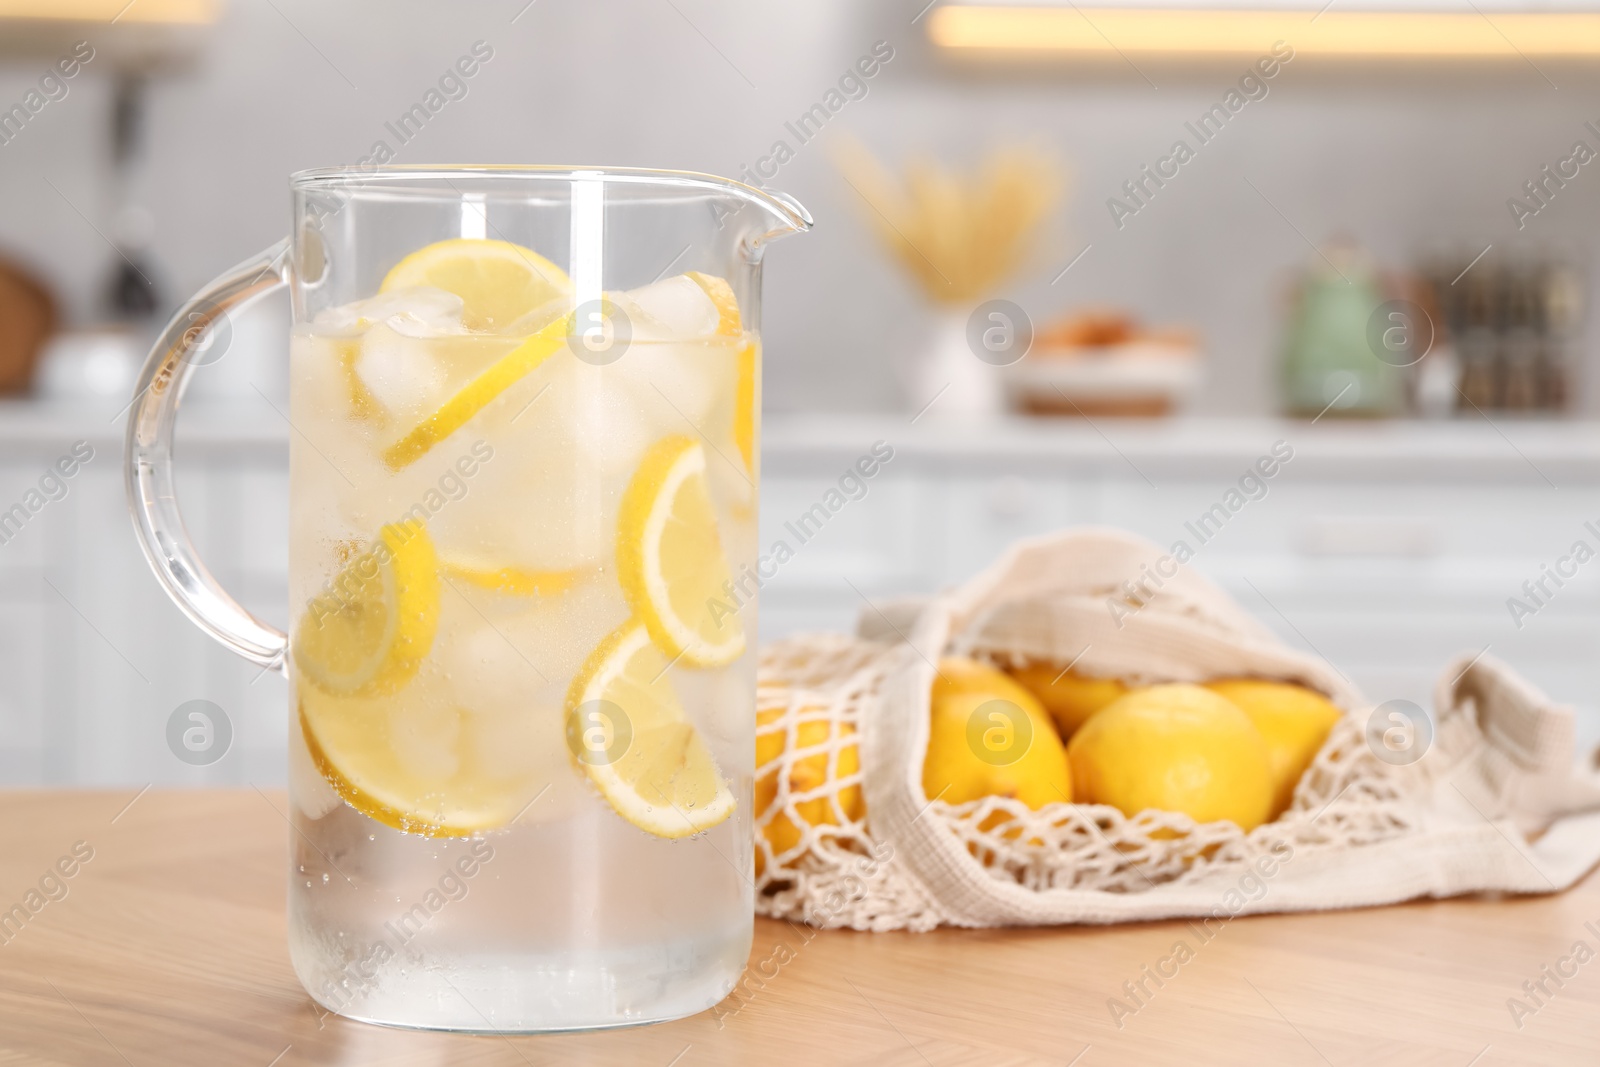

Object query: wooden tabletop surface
[2,790,1597,1066]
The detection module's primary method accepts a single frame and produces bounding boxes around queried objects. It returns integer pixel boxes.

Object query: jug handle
[125,239,292,672]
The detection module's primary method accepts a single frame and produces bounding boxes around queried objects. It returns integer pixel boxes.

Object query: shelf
[0,0,216,23]
[928,2,1600,59]
[0,0,218,64]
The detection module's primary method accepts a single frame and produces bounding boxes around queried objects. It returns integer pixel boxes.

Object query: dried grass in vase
[832,138,1064,305]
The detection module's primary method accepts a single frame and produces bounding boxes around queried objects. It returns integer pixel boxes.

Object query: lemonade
[283,238,759,1030]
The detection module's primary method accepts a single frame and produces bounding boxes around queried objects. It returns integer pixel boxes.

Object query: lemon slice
[294,520,440,697]
[380,238,571,332]
[384,313,569,469]
[733,339,757,474]
[565,620,735,838]
[681,273,755,474]
[617,435,744,667]
[685,272,742,336]
[441,558,588,597]
[335,337,382,421]
[298,686,544,837]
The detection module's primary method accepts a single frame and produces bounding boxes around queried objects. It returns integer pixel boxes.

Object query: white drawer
[0,457,81,567]
[1095,475,1599,564]
[0,600,49,779]
[759,471,938,597]
[938,474,1097,581]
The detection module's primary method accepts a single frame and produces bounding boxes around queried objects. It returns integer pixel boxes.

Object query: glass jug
[125,166,810,1032]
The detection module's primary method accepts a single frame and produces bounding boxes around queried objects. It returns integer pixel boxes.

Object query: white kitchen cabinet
[3,404,1598,784]
[758,416,1600,723]
[0,402,290,788]
[0,599,50,781]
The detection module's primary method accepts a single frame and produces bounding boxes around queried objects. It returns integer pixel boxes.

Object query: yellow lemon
[733,339,758,475]
[440,557,590,598]
[383,314,569,469]
[293,520,440,697]
[754,703,862,876]
[683,271,757,476]
[293,523,553,837]
[1205,679,1343,818]
[686,271,742,335]
[380,237,570,332]
[1008,662,1128,737]
[922,657,1071,810]
[297,682,548,838]
[616,435,744,667]
[564,620,735,839]
[378,238,575,467]
[334,337,381,421]
[1068,684,1273,831]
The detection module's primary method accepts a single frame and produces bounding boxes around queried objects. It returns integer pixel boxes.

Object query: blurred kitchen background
[4,0,1600,785]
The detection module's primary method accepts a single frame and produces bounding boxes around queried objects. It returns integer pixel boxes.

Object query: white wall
[1,1,1599,415]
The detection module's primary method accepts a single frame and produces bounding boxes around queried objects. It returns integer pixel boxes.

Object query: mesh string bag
[753,528,1600,930]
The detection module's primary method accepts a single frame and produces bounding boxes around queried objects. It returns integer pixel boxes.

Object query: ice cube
[620,275,720,342]
[389,696,461,783]
[466,702,586,825]
[556,355,659,479]
[311,286,465,336]
[706,443,756,526]
[428,350,657,571]
[494,577,631,686]
[427,592,614,825]
[431,564,625,705]
[626,340,730,431]
[431,605,552,714]
[497,294,573,339]
[353,321,450,420]
[289,717,343,821]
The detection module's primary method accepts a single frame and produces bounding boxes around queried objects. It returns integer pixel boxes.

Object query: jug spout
[715,180,813,248]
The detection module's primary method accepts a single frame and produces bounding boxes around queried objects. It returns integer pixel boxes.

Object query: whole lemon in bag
[1068,683,1273,832]
[1204,679,1343,819]
[755,703,862,877]
[1008,662,1128,737]
[923,658,1071,809]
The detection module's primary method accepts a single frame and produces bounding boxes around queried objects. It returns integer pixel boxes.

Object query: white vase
[903,305,1006,420]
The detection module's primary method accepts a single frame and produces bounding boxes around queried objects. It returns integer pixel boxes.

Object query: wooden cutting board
[0,255,56,393]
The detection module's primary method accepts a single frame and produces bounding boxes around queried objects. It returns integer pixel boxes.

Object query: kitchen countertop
[760,414,1600,482]
[3,790,1597,1065]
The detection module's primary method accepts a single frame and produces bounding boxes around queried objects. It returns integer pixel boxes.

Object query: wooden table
[2,790,1597,1065]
